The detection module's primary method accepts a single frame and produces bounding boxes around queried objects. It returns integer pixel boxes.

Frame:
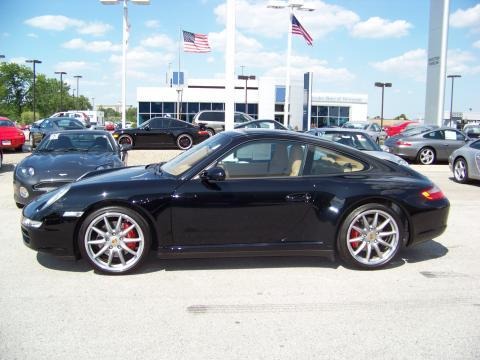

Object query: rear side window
[470,140,480,150]
[424,131,444,140]
[200,112,224,122]
[304,145,365,175]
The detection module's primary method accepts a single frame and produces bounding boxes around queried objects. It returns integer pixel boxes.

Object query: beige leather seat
[288,145,304,176]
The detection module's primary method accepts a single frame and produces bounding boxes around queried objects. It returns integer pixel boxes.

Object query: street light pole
[374,82,392,130]
[100,0,150,129]
[54,71,67,111]
[447,74,461,128]
[26,59,42,121]
[74,75,82,109]
[267,0,314,127]
[238,75,256,115]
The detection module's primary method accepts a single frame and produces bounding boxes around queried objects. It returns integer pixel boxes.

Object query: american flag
[292,15,313,46]
[183,30,211,53]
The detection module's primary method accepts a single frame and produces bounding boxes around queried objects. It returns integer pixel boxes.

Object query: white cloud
[140,34,176,51]
[10,57,28,65]
[371,49,426,81]
[214,0,359,39]
[25,15,112,36]
[27,33,38,38]
[109,46,175,70]
[473,40,480,49]
[351,17,412,38]
[145,20,160,29]
[62,38,121,52]
[450,4,480,29]
[209,30,263,53]
[78,22,113,36]
[371,48,480,81]
[54,61,94,73]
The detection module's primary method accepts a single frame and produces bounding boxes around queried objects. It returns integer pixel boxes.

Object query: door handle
[286,193,312,203]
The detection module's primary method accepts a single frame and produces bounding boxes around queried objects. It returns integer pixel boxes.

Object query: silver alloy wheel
[454,159,467,182]
[84,212,145,273]
[419,148,435,165]
[206,128,215,137]
[346,209,400,266]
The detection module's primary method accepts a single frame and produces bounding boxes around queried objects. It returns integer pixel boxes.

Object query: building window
[200,103,211,111]
[139,102,150,113]
[151,102,162,113]
[212,103,224,110]
[163,102,175,114]
[310,106,350,128]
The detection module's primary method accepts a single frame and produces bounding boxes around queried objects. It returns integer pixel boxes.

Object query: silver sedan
[449,139,480,183]
[386,127,468,165]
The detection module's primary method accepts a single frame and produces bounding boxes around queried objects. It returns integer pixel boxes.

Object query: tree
[0,62,32,120]
[126,107,137,123]
[394,114,408,120]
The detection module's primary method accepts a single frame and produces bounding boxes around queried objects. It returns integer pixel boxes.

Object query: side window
[424,130,444,140]
[371,123,380,132]
[444,130,464,141]
[149,118,165,129]
[305,146,365,175]
[217,141,307,179]
[41,120,53,129]
[203,112,224,122]
[470,140,480,150]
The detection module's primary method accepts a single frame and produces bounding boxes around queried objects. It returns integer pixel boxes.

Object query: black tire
[118,134,134,147]
[176,133,193,150]
[16,202,24,209]
[417,147,436,165]
[337,203,404,269]
[30,134,36,149]
[78,206,151,274]
[453,157,469,184]
[206,128,215,137]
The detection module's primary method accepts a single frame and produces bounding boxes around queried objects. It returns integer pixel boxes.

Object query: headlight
[20,167,35,176]
[40,184,71,211]
[396,158,409,167]
[21,216,42,228]
[113,133,119,138]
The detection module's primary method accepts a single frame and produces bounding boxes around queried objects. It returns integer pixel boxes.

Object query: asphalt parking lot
[0,149,479,359]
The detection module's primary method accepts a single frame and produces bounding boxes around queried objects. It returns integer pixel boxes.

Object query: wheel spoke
[354,241,367,255]
[120,224,135,237]
[115,215,123,232]
[104,216,114,233]
[379,231,396,237]
[362,215,369,228]
[94,244,109,259]
[377,238,393,248]
[373,243,384,259]
[372,212,379,228]
[88,238,106,245]
[92,227,106,237]
[118,250,126,266]
[377,218,391,230]
[365,243,372,262]
[123,237,141,243]
[121,243,137,256]
[107,250,114,266]
[352,225,364,234]
[348,236,363,243]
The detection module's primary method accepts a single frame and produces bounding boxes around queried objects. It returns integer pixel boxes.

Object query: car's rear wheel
[453,157,469,183]
[337,204,403,269]
[118,134,133,147]
[30,134,35,148]
[206,128,215,137]
[417,147,436,165]
[176,134,193,150]
[79,206,151,274]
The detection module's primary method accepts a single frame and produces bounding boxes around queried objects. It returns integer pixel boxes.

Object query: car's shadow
[0,163,15,173]
[448,176,480,186]
[36,239,449,275]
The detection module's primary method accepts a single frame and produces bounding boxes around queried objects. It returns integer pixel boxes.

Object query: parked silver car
[449,139,480,183]
[342,121,387,144]
[463,124,480,139]
[307,128,409,167]
[386,127,469,165]
[192,111,254,136]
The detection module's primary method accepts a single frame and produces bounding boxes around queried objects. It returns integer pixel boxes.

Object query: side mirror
[200,167,226,182]
[85,124,91,129]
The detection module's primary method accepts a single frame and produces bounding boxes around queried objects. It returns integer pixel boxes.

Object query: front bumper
[21,213,80,257]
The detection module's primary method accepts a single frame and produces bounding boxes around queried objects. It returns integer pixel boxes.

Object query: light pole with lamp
[447,74,461,128]
[238,75,255,116]
[100,0,150,129]
[25,59,42,121]
[74,75,82,109]
[267,0,314,126]
[54,71,67,111]
[374,82,392,130]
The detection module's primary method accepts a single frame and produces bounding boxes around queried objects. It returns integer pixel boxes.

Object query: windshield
[0,120,15,127]
[161,133,232,176]
[36,132,115,152]
[318,131,380,151]
[344,122,367,130]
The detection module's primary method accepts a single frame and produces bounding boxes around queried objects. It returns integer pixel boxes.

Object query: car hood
[366,151,409,166]
[20,152,120,179]
[75,165,158,187]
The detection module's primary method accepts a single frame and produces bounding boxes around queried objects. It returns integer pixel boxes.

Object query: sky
[0,0,479,119]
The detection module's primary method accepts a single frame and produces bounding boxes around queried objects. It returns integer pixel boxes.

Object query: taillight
[396,140,411,146]
[198,130,209,136]
[421,185,445,200]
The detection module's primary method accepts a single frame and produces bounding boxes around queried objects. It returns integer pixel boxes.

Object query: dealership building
[137,75,368,131]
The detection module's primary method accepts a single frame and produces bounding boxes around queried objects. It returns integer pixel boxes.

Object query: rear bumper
[408,199,450,246]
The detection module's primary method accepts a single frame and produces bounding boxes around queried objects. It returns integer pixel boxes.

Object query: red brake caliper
[350,229,360,249]
[122,221,138,250]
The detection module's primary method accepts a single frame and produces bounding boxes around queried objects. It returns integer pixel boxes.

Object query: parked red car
[0,117,25,151]
[384,121,417,138]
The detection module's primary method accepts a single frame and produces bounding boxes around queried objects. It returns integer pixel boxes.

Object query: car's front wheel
[79,206,151,274]
[453,157,469,183]
[118,134,134,147]
[337,203,403,269]
[176,134,193,150]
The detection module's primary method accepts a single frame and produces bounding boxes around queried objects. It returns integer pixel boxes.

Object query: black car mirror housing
[200,167,226,182]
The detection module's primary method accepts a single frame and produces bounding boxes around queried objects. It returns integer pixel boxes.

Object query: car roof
[48,129,112,136]
[310,127,370,135]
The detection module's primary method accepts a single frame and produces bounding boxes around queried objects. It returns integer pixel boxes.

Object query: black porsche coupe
[113,117,209,150]
[21,130,449,274]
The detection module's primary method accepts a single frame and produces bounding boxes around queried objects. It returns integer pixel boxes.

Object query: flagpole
[177,28,182,119]
[284,8,293,127]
